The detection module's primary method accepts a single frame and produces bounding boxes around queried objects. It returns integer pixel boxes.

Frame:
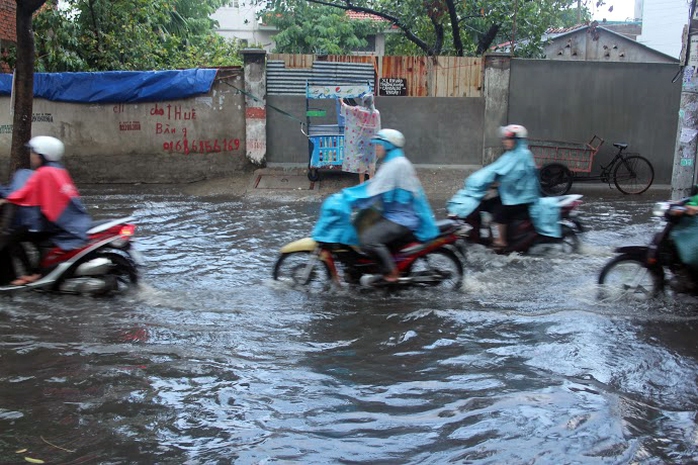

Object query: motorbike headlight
[652,202,670,217]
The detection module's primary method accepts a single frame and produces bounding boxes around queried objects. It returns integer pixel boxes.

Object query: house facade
[211,2,276,51]
[212,4,388,55]
[542,24,677,63]
[636,0,689,59]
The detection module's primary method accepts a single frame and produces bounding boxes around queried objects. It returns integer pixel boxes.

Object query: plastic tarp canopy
[0,68,218,104]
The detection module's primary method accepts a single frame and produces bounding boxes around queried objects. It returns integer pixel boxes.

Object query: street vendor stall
[303,80,374,181]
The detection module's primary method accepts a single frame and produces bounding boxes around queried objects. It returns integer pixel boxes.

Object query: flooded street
[2,184,698,464]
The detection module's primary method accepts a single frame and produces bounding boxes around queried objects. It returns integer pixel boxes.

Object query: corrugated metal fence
[267,54,483,97]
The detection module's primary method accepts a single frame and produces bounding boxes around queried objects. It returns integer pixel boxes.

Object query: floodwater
[1,184,698,464]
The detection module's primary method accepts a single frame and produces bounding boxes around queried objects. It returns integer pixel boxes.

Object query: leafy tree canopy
[260,1,384,54]
[257,0,593,57]
[2,0,245,72]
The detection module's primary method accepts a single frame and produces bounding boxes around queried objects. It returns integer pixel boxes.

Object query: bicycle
[539,142,654,196]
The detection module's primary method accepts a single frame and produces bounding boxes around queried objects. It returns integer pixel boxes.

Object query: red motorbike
[272,218,469,290]
[0,216,142,295]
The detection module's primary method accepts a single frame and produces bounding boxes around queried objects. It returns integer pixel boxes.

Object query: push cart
[302,80,373,182]
[532,134,654,196]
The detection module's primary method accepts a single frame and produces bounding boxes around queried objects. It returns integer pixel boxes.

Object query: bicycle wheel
[273,251,333,290]
[405,247,463,290]
[613,155,654,194]
[597,254,663,301]
[539,163,573,196]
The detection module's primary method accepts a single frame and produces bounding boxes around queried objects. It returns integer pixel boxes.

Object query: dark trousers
[481,196,530,225]
[359,217,410,275]
[1,228,52,276]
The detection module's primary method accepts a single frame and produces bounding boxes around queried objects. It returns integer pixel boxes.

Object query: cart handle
[586,135,604,152]
[300,121,308,137]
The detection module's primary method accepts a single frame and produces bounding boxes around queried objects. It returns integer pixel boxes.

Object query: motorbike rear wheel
[53,251,139,296]
[598,254,663,301]
[273,251,333,290]
[405,247,463,290]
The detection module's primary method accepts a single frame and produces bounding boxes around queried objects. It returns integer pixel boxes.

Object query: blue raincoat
[670,216,698,269]
[447,140,563,238]
[313,149,438,246]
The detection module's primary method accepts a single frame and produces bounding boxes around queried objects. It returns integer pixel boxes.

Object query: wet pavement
[1,177,697,464]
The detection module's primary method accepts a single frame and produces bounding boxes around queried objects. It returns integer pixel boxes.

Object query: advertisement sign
[378,78,407,96]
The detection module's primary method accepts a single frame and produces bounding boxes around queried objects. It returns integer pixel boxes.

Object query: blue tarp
[0,68,218,103]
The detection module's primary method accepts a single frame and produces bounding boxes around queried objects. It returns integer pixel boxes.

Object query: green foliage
[260,0,384,54]
[4,0,244,72]
[471,0,588,57]
[260,0,591,57]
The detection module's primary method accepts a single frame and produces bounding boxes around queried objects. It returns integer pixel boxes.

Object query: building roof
[494,22,676,63]
[346,10,388,22]
[545,23,677,62]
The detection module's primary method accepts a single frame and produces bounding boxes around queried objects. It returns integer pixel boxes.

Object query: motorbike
[273,210,470,290]
[450,193,585,255]
[598,200,698,300]
[0,216,142,296]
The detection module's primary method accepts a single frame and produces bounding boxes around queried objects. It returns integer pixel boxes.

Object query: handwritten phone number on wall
[163,138,241,154]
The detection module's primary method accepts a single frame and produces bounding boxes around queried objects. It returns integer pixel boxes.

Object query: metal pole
[511,0,519,56]
[671,0,698,199]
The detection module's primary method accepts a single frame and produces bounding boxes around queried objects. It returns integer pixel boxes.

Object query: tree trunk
[9,0,47,180]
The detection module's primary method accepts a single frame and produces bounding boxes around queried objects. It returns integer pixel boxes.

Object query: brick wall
[0,0,14,73]
[0,0,16,43]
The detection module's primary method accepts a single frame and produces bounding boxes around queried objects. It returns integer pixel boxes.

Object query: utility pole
[671,0,698,199]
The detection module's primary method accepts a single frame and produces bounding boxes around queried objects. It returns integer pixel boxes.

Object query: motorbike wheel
[405,247,463,290]
[560,225,581,254]
[273,251,333,290]
[54,252,139,296]
[598,254,664,301]
[539,163,573,196]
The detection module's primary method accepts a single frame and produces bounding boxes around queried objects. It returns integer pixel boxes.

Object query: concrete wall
[266,95,485,167]
[0,73,251,183]
[508,59,681,184]
[483,55,511,164]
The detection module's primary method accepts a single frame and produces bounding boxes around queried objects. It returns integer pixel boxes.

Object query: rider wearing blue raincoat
[313,128,438,283]
[447,124,562,245]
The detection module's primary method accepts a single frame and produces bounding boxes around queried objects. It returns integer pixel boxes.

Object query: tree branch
[304,0,434,55]
[444,0,463,56]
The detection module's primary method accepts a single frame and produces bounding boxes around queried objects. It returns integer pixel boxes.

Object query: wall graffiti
[162,137,241,154]
[32,113,54,123]
[119,121,141,131]
[147,103,240,155]
[1,113,54,133]
[150,103,196,120]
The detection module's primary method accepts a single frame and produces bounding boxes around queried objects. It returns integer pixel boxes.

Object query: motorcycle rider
[0,136,91,285]
[686,185,698,215]
[351,128,438,284]
[485,124,540,249]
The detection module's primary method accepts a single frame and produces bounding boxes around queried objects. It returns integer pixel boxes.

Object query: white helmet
[499,124,528,139]
[26,136,65,162]
[372,128,405,148]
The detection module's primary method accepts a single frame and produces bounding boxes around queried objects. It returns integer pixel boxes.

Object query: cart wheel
[307,169,320,182]
[539,163,573,196]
